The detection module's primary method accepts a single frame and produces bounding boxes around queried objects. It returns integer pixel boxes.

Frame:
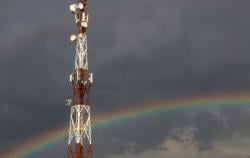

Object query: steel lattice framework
[66,0,93,158]
[75,34,88,70]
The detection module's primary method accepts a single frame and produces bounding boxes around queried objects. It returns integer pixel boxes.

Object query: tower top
[69,0,89,70]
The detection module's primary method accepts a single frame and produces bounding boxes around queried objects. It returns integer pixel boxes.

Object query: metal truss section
[75,34,88,70]
[68,104,92,145]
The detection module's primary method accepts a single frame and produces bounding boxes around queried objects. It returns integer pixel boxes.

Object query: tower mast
[67,0,93,158]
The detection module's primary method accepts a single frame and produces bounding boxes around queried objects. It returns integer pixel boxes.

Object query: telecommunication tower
[66,0,93,158]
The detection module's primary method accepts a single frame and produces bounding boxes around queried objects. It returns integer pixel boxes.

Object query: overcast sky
[1,0,250,158]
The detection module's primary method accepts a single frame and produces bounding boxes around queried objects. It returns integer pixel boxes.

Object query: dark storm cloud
[1,0,250,157]
[91,0,250,111]
[0,25,72,152]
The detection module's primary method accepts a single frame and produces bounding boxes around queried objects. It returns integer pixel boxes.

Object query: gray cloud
[110,127,250,158]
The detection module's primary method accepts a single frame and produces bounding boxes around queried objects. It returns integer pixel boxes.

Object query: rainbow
[2,93,250,158]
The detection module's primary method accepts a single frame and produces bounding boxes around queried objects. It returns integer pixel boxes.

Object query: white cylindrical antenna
[86,14,89,22]
[69,74,74,82]
[90,73,93,83]
[74,15,79,24]
[82,12,86,21]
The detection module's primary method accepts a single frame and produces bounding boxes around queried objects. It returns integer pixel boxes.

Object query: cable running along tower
[67,0,93,158]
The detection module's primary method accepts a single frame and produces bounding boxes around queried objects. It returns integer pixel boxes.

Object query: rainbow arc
[2,93,250,158]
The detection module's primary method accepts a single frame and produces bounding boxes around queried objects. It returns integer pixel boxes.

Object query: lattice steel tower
[66,0,93,158]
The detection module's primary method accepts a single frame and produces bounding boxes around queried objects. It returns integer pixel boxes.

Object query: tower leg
[74,143,83,158]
